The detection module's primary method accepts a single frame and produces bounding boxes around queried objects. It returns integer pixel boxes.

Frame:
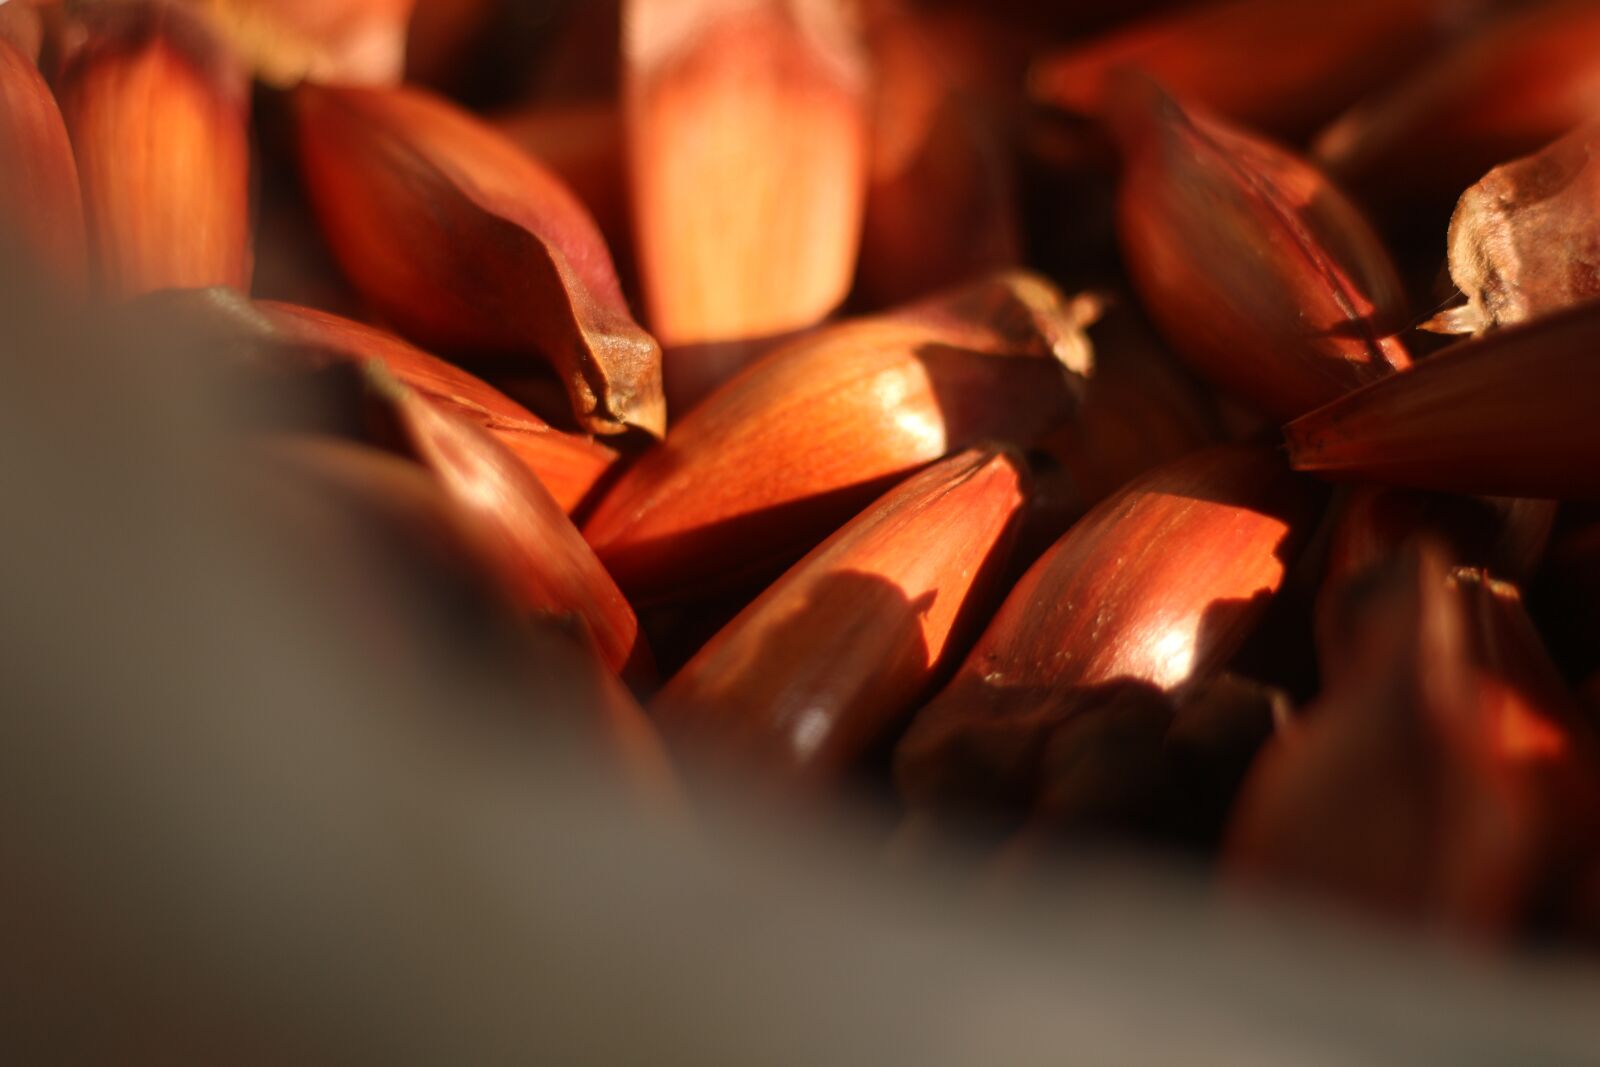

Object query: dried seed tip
[894,271,1101,380]
[894,446,1323,823]
[652,445,1027,783]
[1285,300,1600,500]
[1051,292,1105,378]
[365,364,651,682]
[293,82,666,438]
[57,0,253,298]
[1109,73,1410,422]
[623,0,871,348]
[1440,122,1600,335]
[0,36,87,290]
[582,272,1093,603]
[1030,0,1466,139]
[1417,303,1484,336]
[255,302,618,515]
[192,0,417,87]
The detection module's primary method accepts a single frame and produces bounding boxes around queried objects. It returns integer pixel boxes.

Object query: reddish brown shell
[1110,76,1410,421]
[1024,310,1220,549]
[1227,547,1600,936]
[1316,487,1556,677]
[0,37,85,290]
[1285,301,1600,499]
[404,0,498,87]
[370,367,651,681]
[653,445,1027,783]
[1322,487,1554,594]
[983,674,1288,867]
[0,0,43,63]
[267,434,678,803]
[854,1,1018,308]
[623,0,870,348]
[257,302,617,514]
[493,101,629,268]
[294,82,664,437]
[895,446,1323,818]
[583,272,1095,603]
[57,0,252,298]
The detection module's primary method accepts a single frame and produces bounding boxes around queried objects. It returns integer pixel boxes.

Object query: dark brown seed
[988,674,1290,868]
[1316,486,1557,674]
[1424,122,1600,336]
[1227,547,1600,936]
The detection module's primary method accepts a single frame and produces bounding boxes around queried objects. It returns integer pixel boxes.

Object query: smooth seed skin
[58,1,253,298]
[1285,301,1600,500]
[653,445,1028,784]
[258,302,618,515]
[294,82,665,438]
[896,445,1323,822]
[1110,75,1409,422]
[583,272,1094,603]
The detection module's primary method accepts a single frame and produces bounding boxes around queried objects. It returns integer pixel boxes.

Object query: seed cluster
[4,0,1600,949]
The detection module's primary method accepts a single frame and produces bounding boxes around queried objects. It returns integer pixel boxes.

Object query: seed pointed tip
[578,325,668,437]
[1418,303,1484,336]
[973,271,1102,380]
[629,389,669,439]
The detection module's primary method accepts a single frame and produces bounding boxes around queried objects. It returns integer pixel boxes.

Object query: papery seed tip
[1418,303,1484,336]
